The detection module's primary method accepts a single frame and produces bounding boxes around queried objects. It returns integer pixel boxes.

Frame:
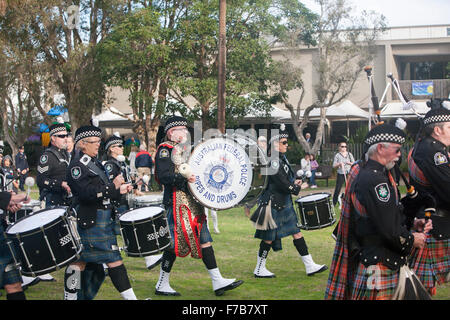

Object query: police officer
[14,145,29,192]
[251,124,327,278]
[0,192,30,300]
[407,100,450,296]
[153,116,243,296]
[63,123,137,300]
[103,132,162,271]
[36,122,71,207]
[325,123,431,300]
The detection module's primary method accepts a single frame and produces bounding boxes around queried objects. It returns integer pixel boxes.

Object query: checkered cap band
[49,124,67,136]
[164,116,188,134]
[74,126,102,145]
[364,133,405,145]
[269,132,289,145]
[423,114,450,125]
[105,136,123,150]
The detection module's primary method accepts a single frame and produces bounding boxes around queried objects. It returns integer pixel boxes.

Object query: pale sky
[301,0,450,27]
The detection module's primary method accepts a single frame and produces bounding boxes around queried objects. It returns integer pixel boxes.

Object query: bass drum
[187,134,268,210]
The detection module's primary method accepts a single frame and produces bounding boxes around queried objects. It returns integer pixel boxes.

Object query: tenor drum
[7,199,41,225]
[5,207,82,277]
[133,194,163,208]
[295,193,336,230]
[187,134,268,210]
[119,206,170,257]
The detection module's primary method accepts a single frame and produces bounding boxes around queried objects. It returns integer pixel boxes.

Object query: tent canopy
[279,100,369,121]
[380,101,429,118]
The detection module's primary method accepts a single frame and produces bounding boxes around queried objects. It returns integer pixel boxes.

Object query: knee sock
[201,246,217,270]
[161,250,177,273]
[6,291,26,300]
[258,240,272,258]
[108,264,132,293]
[293,237,309,256]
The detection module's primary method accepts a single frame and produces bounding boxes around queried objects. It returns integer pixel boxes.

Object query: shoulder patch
[434,152,448,165]
[71,166,82,180]
[105,163,113,172]
[159,148,170,158]
[40,154,48,164]
[375,183,390,202]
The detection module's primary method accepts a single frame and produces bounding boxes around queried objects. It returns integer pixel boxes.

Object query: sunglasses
[85,140,101,145]
[114,144,124,148]
[55,134,70,138]
[340,145,347,148]
[280,141,288,145]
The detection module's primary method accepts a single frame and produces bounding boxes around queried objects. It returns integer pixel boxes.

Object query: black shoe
[147,257,162,271]
[307,265,328,276]
[155,289,181,296]
[214,280,244,296]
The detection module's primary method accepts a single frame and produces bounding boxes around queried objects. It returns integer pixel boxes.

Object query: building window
[447,27,450,36]
[401,61,450,80]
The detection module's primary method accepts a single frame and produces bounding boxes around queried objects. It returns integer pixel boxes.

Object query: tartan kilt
[409,235,450,294]
[0,223,22,287]
[350,262,399,300]
[254,197,300,251]
[77,208,122,264]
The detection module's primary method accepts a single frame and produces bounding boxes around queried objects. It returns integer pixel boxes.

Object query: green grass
[2,185,449,300]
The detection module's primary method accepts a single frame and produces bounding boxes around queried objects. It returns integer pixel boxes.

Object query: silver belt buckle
[103,199,111,205]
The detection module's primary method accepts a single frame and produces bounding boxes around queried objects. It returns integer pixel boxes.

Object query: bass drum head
[188,137,253,210]
[119,206,164,223]
[6,208,66,234]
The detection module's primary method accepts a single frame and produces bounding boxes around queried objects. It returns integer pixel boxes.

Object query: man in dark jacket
[15,145,29,191]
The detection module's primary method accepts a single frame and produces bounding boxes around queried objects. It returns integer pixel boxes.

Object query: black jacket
[352,159,414,270]
[67,152,121,229]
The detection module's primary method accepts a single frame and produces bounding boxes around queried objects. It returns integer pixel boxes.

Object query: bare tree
[271,0,386,155]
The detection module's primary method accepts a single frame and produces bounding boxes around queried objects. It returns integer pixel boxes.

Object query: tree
[0,1,128,133]
[269,0,386,155]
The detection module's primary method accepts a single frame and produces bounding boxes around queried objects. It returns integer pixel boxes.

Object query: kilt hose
[77,208,122,264]
[409,234,450,296]
[0,223,22,287]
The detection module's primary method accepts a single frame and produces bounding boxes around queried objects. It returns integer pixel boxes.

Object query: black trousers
[18,172,28,191]
[332,173,346,206]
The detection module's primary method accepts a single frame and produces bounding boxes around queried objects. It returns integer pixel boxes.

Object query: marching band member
[64,123,137,300]
[103,132,162,271]
[325,123,431,300]
[407,100,450,296]
[37,120,71,207]
[251,125,327,278]
[0,192,30,300]
[153,116,243,296]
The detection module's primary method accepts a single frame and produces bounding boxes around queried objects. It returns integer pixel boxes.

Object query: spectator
[309,154,319,189]
[66,134,75,162]
[135,144,153,192]
[2,155,19,193]
[15,145,29,192]
[332,142,355,206]
[300,153,311,189]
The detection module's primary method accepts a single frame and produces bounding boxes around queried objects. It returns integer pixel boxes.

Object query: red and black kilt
[409,235,450,295]
[350,262,399,300]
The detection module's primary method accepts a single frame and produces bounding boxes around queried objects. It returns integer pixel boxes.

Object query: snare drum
[187,134,268,210]
[7,199,41,225]
[133,194,163,208]
[119,206,170,257]
[295,193,336,230]
[5,207,82,277]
